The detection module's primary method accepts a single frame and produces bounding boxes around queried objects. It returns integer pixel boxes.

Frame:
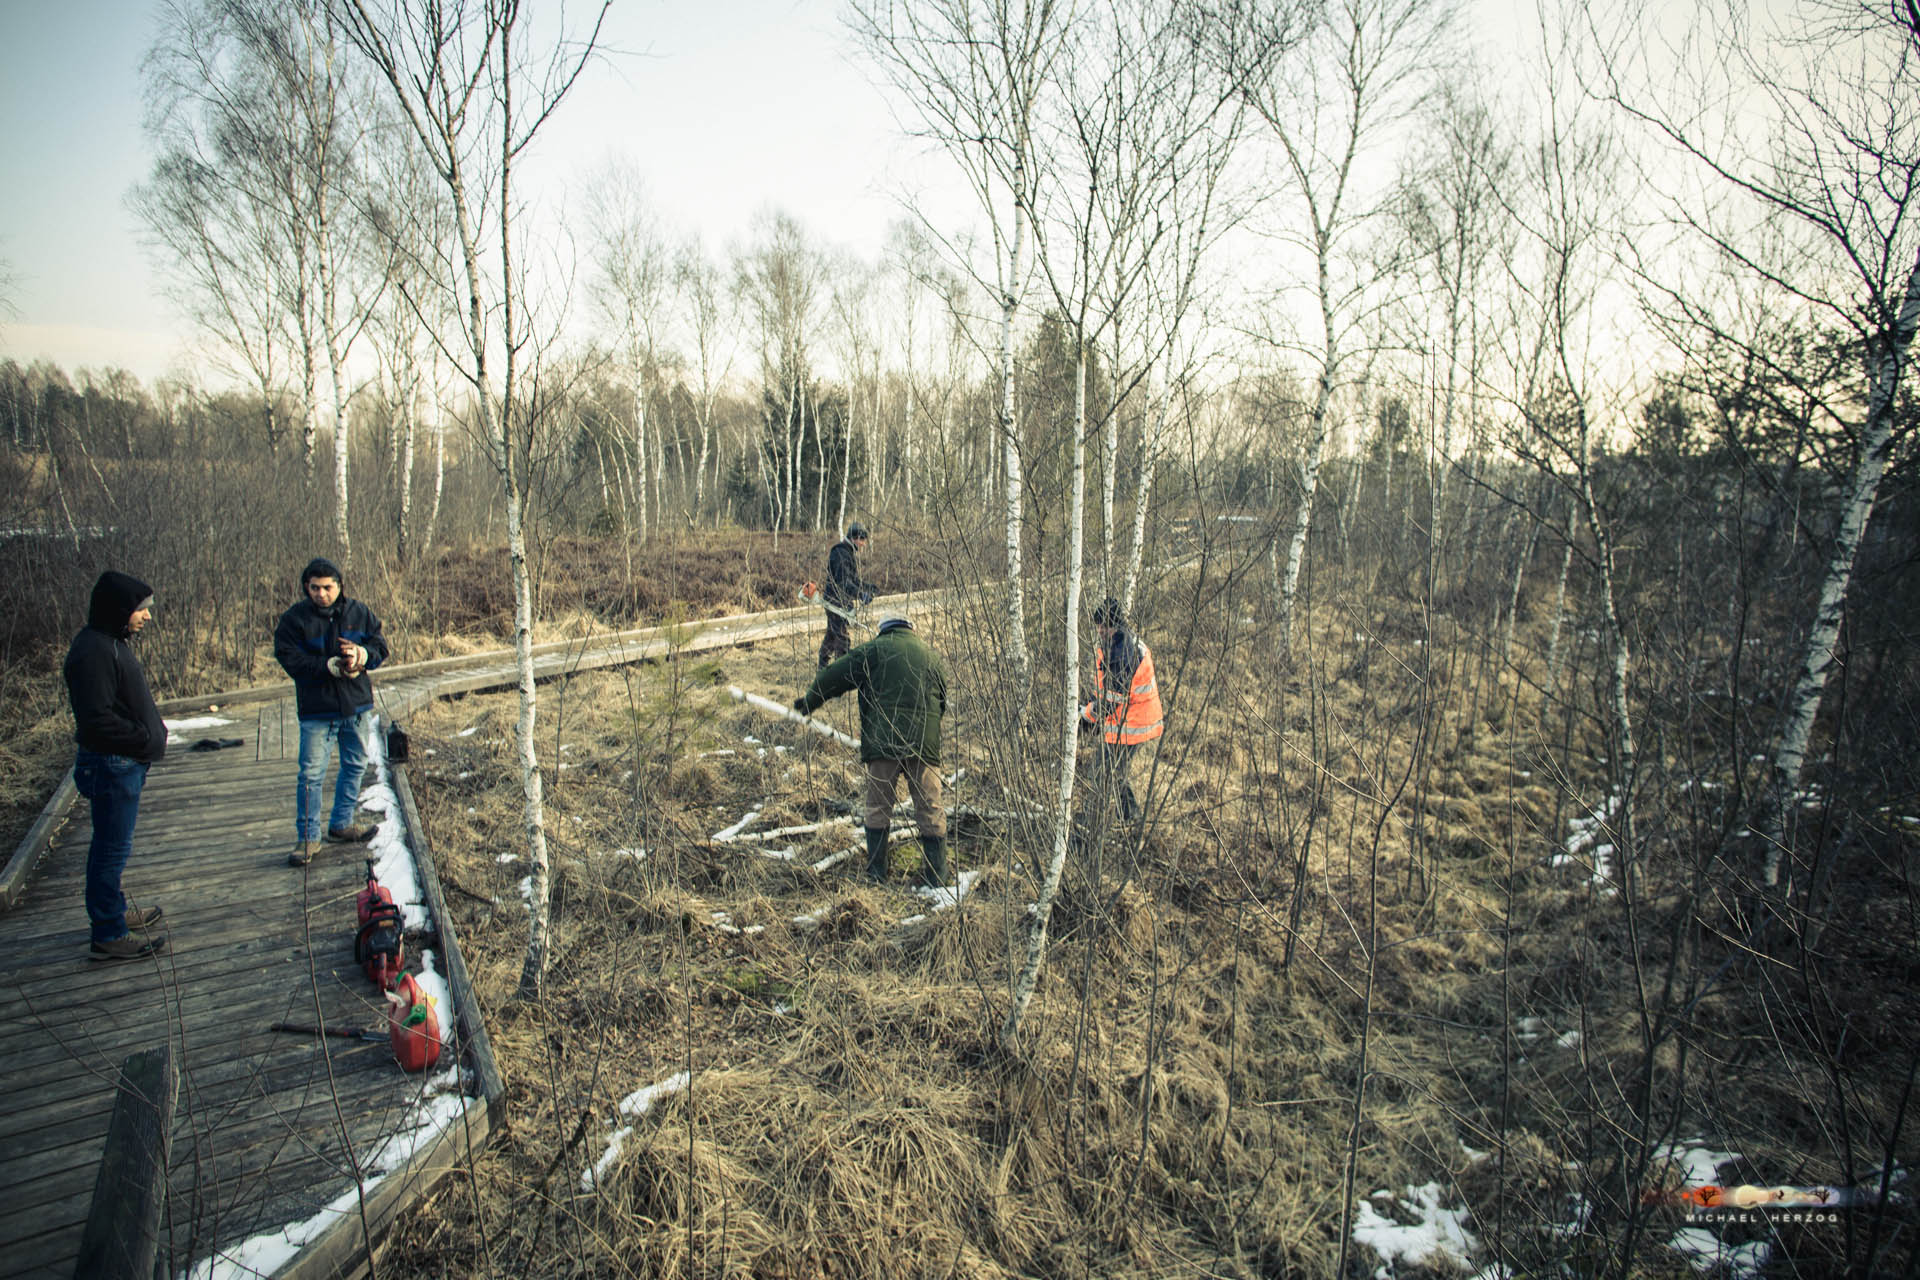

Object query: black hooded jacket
[825,539,870,609]
[274,592,388,721]
[64,571,167,763]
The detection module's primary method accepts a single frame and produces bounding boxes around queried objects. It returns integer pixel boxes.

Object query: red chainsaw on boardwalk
[272,858,441,1072]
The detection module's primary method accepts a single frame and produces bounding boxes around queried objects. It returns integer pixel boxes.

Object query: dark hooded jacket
[64,571,167,763]
[274,578,388,722]
[824,538,871,610]
[796,619,946,764]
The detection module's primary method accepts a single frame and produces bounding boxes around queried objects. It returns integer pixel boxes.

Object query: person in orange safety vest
[1078,596,1163,821]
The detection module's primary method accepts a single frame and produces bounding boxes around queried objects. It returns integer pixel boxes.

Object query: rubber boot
[1118,784,1141,823]
[865,827,890,882]
[917,835,949,888]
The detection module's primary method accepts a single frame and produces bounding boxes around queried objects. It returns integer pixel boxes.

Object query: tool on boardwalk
[798,582,873,631]
[354,858,406,989]
[270,1022,386,1044]
[387,972,444,1072]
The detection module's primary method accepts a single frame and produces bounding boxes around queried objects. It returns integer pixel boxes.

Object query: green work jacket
[797,624,946,764]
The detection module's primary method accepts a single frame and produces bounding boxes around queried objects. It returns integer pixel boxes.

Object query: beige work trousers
[863,758,945,837]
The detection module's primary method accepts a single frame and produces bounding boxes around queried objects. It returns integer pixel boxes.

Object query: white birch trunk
[999,165,1031,693]
[1277,246,1339,658]
[1763,255,1920,885]
[1002,340,1087,1050]
[837,377,853,533]
[631,357,649,538]
[1121,382,1170,617]
[1542,520,1575,722]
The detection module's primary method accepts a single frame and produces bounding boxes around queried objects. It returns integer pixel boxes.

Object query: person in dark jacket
[795,611,949,885]
[64,570,170,960]
[818,522,873,667]
[274,557,388,867]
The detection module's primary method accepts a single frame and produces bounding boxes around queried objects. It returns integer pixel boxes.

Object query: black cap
[1092,596,1125,628]
[301,557,344,587]
[847,523,869,541]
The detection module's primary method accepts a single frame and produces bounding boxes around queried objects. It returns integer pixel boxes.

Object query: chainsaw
[354,858,406,989]
[797,582,872,630]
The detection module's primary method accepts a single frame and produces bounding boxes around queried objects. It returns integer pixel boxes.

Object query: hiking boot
[288,840,322,867]
[916,835,949,889]
[865,827,890,882]
[326,823,376,844]
[126,904,164,930]
[91,932,167,962]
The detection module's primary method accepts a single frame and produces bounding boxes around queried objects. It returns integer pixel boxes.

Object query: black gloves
[1077,715,1096,735]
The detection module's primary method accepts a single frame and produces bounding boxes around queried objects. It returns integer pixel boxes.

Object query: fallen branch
[728,687,860,750]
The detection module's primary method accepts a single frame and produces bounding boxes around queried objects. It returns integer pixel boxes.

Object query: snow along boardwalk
[0,591,939,1279]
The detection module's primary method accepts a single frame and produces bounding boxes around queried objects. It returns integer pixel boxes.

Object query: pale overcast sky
[0,0,1572,388]
[0,0,931,383]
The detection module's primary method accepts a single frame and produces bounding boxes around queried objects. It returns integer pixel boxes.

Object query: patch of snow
[458,725,479,737]
[907,869,982,916]
[1555,1029,1582,1050]
[1351,1182,1478,1272]
[163,714,233,743]
[1515,1017,1547,1045]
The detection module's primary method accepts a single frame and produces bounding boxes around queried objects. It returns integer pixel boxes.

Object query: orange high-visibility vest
[1085,638,1164,746]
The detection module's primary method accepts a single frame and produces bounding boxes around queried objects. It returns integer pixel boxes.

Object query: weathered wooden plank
[72,1045,175,1280]
[0,1050,416,1210]
[0,769,76,912]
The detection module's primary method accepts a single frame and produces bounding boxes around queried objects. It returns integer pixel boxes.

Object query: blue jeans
[296,712,371,841]
[74,750,149,943]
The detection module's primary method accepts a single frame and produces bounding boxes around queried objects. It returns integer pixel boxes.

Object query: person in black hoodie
[64,570,170,960]
[819,522,873,667]
[274,557,388,867]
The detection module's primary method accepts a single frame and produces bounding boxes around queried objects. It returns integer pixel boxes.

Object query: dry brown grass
[14,532,1916,1276]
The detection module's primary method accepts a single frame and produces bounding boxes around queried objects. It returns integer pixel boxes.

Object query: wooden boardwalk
[0,595,929,1279]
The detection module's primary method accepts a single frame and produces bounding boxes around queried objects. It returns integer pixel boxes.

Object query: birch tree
[1198,0,1449,658]
[848,0,1078,699]
[585,164,670,539]
[674,239,736,523]
[337,0,608,998]
[1588,0,1920,887]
